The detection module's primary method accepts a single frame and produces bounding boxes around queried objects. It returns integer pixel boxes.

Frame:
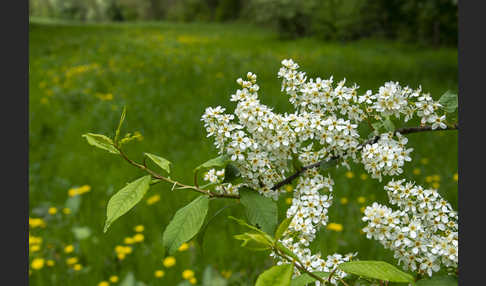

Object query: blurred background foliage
[29,0,457,46]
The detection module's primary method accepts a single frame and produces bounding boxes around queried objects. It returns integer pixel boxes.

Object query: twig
[270,123,458,191]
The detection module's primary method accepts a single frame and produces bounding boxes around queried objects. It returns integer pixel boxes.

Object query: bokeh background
[29,1,458,285]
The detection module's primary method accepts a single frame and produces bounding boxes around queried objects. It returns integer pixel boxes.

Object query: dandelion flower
[98,281,109,286]
[134,225,144,232]
[48,207,58,215]
[178,242,189,252]
[64,245,74,254]
[154,270,165,278]
[327,223,343,232]
[31,258,45,270]
[182,269,195,280]
[109,275,119,283]
[163,256,176,268]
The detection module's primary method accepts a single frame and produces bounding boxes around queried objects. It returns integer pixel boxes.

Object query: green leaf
[162,196,209,255]
[275,216,293,240]
[115,106,126,144]
[103,175,151,233]
[255,264,294,286]
[82,133,119,154]
[234,232,272,251]
[194,155,229,172]
[338,260,415,283]
[222,163,240,183]
[144,153,171,174]
[290,272,329,286]
[239,187,278,235]
[415,275,458,286]
[383,117,395,132]
[228,216,275,244]
[202,265,227,286]
[371,122,383,131]
[72,226,92,240]
[320,159,338,172]
[438,91,458,113]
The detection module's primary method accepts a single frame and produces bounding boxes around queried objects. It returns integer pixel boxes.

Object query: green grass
[29,19,458,285]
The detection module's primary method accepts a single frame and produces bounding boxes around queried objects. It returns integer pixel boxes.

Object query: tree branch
[270,123,458,190]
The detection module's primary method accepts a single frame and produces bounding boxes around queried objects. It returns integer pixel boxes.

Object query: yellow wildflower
[163,256,176,268]
[413,168,421,175]
[109,275,119,283]
[68,185,91,197]
[189,277,197,285]
[360,206,365,213]
[178,242,189,252]
[221,270,232,279]
[453,173,458,181]
[62,208,71,215]
[31,258,45,270]
[285,185,293,192]
[73,264,82,271]
[30,245,41,252]
[46,260,55,267]
[357,196,366,204]
[133,233,144,243]
[432,174,441,182]
[182,269,195,280]
[48,207,58,215]
[360,173,368,180]
[134,225,144,232]
[327,223,343,232]
[420,158,429,165]
[345,171,354,179]
[432,182,440,189]
[154,270,165,278]
[124,237,135,245]
[340,197,348,205]
[66,257,78,265]
[64,245,74,254]
[29,217,46,228]
[425,176,433,183]
[285,197,292,205]
[98,281,109,286]
[146,194,160,205]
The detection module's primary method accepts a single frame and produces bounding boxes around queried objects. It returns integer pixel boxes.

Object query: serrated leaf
[320,159,338,171]
[194,155,229,172]
[438,91,458,113]
[255,264,294,286]
[290,272,329,286]
[115,106,126,143]
[415,275,457,286]
[371,122,383,131]
[103,175,151,233]
[383,117,395,132]
[223,163,240,183]
[275,216,293,241]
[202,265,227,286]
[72,226,92,240]
[338,260,414,283]
[162,196,209,255]
[228,216,275,244]
[234,232,273,251]
[82,133,119,154]
[144,153,171,174]
[239,187,278,235]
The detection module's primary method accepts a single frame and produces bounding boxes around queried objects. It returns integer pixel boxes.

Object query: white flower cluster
[361,132,413,181]
[202,168,240,196]
[362,180,458,276]
[201,59,451,282]
[271,170,357,284]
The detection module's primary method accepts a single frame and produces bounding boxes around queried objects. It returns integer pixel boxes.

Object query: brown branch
[114,145,240,199]
[270,123,458,191]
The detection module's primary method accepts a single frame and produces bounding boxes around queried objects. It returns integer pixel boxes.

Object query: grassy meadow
[29,19,458,285]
